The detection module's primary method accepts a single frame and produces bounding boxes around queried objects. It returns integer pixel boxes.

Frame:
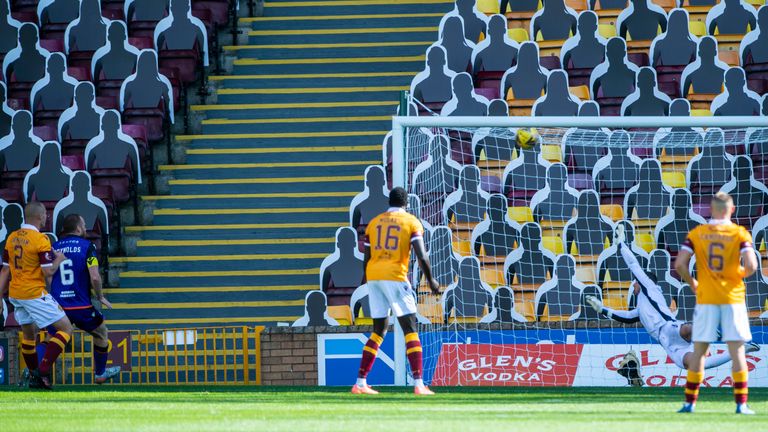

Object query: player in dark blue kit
[50,214,120,384]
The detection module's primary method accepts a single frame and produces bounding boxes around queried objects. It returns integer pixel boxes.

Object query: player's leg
[352,281,388,395]
[396,313,432,395]
[88,322,121,383]
[353,316,387,394]
[679,305,718,413]
[722,303,754,414]
[38,315,73,383]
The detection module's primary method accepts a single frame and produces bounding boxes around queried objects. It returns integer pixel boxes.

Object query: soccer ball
[516,128,540,150]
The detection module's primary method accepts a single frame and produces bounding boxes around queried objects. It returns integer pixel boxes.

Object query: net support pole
[392,111,407,189]
[391,113,409,385]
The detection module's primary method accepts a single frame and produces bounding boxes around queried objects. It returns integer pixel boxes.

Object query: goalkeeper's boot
[95,366,122,384]
[746,341,760,354]
[736,404,756,415]
[414,385,435,396]
[351,384,379,395]
[617,350,644,387]
[677,403,695,413]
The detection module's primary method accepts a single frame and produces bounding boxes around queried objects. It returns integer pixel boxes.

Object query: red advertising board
[432,343,583,386]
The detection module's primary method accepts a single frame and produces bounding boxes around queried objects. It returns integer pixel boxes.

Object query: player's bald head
[24,201,46,221]
[710,192,734,218]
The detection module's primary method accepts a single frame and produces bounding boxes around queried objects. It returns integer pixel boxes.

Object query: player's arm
[618,242,658,298]
[413,237,440,295]
[674,239,696,293]
[740,235,758,279]
[40,250,67,286]
[86,244,111,309]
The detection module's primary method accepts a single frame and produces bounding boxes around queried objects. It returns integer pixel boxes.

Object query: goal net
[391,114,768,387]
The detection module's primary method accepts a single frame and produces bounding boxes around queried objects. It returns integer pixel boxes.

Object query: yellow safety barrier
[20,326,264,385]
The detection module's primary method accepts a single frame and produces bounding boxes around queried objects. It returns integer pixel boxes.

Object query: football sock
[405,332,423,380]
[685,370,704,405]
[733,370,748,405]
[21,339,38,371]
[414,379,425,387]
[39,331,71,376]
[357,333,383,379]
[93,344,109,376]
[704,352,733,369]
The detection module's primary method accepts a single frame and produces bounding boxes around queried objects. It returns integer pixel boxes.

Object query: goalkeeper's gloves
[585,295,603,314]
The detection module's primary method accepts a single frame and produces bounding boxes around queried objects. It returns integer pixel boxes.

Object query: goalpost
[390,114,768,387]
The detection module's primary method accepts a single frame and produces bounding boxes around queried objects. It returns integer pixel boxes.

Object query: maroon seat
[11,0,37,13]
[61,154,85,170]
[33,109,64,128]
[40,24,68,42]
[157,39,202,83]
[121,123,150,165]
[96,95,119,111]
[128,20,160,38]
[568,173,594,191]
[565,67,592,87]
[67,51,97,71]
[10,10,37,22]
[101,7,124,20]
[474,71,503,93]
[0,170,28,191]
[539,55,560,71]
[191,8,214,37]
[193,0,230,27]
[122,101,167,142]
[66,65,90,81]
[481,175,502,194]
[33,125,57,141]
[128,36,154,50]
[627,52,649,68]
[0,187,23,203]
[6,97,29,111]
[39,38,65,54]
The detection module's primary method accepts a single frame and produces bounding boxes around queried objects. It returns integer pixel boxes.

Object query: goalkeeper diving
[586,225,759,386]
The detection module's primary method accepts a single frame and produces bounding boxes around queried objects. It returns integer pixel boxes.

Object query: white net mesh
[397,120,768,387]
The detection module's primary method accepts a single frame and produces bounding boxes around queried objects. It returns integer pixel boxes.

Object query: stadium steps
[109,0,451,329]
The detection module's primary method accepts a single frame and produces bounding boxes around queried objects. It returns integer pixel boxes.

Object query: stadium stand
[2,0,768,330]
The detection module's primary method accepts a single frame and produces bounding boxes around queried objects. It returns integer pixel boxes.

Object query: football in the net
[516,127,540,150]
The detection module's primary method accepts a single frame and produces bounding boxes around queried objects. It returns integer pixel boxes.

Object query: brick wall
[1,330,19,386]
[260,326,375,386]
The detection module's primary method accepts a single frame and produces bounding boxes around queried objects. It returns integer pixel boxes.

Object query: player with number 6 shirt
[674,192,759,414]
[49,213,121,384]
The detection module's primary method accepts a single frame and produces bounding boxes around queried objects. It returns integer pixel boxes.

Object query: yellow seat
[691,109,712,116]
[478,0,500,14]
[509,206,534,223]
[635,232,656,253]
[569,85,590,101]
[328,305,352,326]
[566,0,587,11]
[541,144,562,162]
[515,301,535,321]
[481,266,506,287]
[746,0,765,7]
[600,204,624,221]
[718,50,740,66]
[355,317,373,326]
[602,295,627,310]
[418,301,442,324]
[508,28,530,43]
[452,239,471,256]
[542,235,564,255]
[688,20,706,37]
[661,171,686,188]
[652,0,677,11]
[598,23,617,38]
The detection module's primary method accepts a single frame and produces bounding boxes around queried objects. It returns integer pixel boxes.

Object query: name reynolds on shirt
[55,246,82,254]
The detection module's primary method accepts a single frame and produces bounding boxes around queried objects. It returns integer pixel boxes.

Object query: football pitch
[0,386,766,432]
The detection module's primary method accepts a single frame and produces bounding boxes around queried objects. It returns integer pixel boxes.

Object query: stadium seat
[327,305,352,326]
[38,0,79,41]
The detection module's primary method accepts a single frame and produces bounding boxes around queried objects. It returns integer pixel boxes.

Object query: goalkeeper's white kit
[600,243,735,370]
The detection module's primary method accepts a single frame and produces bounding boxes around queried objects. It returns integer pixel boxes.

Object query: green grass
[0,386,765,431]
